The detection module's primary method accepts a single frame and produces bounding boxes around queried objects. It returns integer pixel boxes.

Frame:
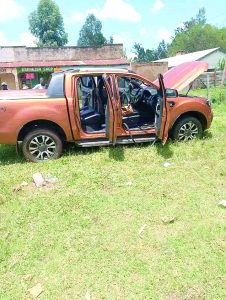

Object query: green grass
[190,86,226,105]
[1,103,226,299]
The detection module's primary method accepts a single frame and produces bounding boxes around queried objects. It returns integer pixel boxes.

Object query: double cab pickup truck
[0,61,213,162]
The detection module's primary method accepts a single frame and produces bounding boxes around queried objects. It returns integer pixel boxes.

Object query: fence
[193,71,224,89]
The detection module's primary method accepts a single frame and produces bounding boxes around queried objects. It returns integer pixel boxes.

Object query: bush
[210,87,226,104]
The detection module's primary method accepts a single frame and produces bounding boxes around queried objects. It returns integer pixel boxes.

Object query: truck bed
[0,89,47,100]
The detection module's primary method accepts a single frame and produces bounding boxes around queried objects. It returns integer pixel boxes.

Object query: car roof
[54,68,134,76]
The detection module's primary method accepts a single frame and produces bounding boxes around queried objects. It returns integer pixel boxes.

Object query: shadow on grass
[63,143,102,157]
[202,131,213,140]
[0,145,25,166]
[0,142,169,165]
[0,132,213,165]
[64,143,125,161]
[109,146,125,161]
[155,140,174,160]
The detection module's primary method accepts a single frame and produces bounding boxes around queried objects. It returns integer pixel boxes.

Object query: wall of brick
[130,62,168,81]
[0,44,124,63]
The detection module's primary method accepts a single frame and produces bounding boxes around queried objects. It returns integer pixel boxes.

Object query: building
[0,44,129,90]
[154,48,226,70]
[130,62,168,81]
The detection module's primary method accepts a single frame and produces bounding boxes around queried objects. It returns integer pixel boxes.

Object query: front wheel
[172,117,203,141]
[22,129,63,162]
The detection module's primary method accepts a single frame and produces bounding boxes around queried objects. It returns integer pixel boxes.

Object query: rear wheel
[22,129,63,162]
[172,117,203,141]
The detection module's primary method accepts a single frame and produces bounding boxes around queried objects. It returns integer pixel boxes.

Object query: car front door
[155,74,170,144]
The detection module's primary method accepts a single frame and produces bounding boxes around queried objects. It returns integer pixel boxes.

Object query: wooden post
[207,73,210,103]
[214,70,216,87]
[221,62,226,86]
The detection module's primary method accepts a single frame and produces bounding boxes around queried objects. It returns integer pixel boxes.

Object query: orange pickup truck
[0,62,213,162]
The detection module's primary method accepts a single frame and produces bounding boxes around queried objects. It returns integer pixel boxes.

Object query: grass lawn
[0,103,226,299]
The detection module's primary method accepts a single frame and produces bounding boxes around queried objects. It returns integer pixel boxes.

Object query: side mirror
[166,88,178,97]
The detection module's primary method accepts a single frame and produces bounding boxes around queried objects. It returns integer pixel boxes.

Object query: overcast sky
[0,0,225,56]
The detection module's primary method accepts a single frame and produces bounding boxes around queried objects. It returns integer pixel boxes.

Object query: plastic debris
[163,161,171,168]
[138,224,147,238]
[85,291,91,300]
[218,200,226,208]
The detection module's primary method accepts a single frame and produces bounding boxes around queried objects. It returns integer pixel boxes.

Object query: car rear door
[155,74,170,144]
[103,74,118,145]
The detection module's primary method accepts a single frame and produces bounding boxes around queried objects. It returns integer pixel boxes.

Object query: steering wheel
[132,87,145,106]
[120,91,130,105]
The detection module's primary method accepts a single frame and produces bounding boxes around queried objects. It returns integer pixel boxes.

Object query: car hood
[153,61,208,91]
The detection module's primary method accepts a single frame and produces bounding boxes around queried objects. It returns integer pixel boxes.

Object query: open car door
[155,74,170,144]
[103,74,118,145]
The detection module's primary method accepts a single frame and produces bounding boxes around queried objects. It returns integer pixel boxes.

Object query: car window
[117,76,158,106]
[77,76,96,110]
[47,73,64,98]
[76,75,109,113]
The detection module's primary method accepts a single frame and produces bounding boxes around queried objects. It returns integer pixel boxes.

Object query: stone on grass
[27,283,44,298]
[44,175,59,184]
[161,216,176,224]
[218,200,226,208]
[24,274,33,281]
[33,173,45,187]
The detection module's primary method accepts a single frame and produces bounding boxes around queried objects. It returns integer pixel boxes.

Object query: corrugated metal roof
[0,58,129,68]
[154,48,219,68]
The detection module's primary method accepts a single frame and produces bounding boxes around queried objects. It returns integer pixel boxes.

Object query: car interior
[77,75,108,133]
[76,75,159,134]
[118,76,158,130]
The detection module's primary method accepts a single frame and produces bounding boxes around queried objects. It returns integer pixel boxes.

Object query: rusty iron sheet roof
[0,58,129,68]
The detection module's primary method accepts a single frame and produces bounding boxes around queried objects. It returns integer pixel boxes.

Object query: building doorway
[0,73,16,90]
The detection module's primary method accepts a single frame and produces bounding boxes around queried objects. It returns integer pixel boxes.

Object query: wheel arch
[17,119,67,142]
[170,111,208,133]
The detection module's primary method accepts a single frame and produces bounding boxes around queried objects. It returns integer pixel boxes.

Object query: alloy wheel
[28,135,57,160]
[178,121,199,141]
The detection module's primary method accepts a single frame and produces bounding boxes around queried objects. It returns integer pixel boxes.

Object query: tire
[22,129,63,162]
[172,116,203,141]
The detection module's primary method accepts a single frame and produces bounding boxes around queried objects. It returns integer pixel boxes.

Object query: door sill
[76,139,110,147]
[116,136,156,144]
[75,135,156,147]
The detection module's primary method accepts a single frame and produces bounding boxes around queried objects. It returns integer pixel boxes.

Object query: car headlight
[206,99,211,107]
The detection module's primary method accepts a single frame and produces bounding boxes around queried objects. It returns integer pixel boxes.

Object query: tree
[132,43,157,62]
[156,40,169,59]
[77,14,107,47]
[132,41,168,63]
[169,24,226,56]
[29,0,68,47]
[174,7,206,35]
[168,8,226,56]
[132,43,146,62]
[109,36,114,44]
